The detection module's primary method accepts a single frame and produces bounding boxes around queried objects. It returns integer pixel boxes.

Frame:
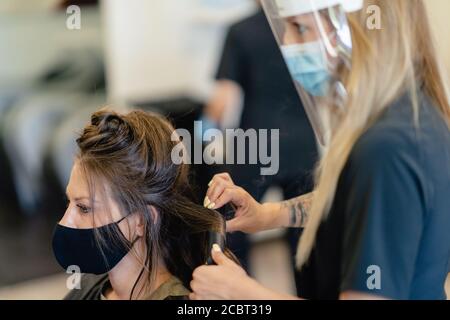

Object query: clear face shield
[261,0,363,146]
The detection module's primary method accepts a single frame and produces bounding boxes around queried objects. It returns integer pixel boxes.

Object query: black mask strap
[115,215,129,225]
[114,214,141,248]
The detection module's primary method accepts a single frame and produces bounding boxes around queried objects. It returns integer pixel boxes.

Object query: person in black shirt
[190,0,450,300]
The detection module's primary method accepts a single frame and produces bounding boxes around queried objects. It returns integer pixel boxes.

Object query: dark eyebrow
[74,197,92,202]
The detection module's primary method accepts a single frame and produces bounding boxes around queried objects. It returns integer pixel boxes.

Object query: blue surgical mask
[281,41,331,97]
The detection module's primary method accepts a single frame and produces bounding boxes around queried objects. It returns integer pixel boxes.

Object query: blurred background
[0,0,449,299]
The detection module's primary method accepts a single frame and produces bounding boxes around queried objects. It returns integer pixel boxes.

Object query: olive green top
[65,274,190,300]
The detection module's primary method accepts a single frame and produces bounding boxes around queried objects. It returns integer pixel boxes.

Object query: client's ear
[142,205,159,235]
[148,205,159,225]
[135,206,158,237]
[135,213,145,237]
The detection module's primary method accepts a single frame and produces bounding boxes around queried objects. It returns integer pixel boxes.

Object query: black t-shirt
[216,9,317,179]
[298,92,450,300]
[217,10,311,129]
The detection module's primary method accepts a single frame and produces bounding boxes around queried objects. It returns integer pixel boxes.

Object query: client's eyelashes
[76,203,91,214]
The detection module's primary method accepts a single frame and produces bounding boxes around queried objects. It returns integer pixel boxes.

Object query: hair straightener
[206,203,236,265]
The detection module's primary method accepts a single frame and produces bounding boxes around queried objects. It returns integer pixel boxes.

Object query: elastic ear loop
[115,215,141,247]
[115,214,146,300]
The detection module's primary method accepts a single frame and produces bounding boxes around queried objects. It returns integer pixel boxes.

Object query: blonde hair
[297,0,450,267]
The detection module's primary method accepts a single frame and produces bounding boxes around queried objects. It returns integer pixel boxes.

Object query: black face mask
[52,216,136,275]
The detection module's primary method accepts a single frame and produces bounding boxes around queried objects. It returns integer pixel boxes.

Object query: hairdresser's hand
[204,173,281,234]
[190,244,294,300]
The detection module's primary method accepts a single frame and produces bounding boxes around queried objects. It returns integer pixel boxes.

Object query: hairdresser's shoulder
[354,92,449,164]
[352,94,425,163]
[63,273,108,300]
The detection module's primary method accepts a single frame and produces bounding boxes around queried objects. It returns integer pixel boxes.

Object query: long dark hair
[76,108,234,299]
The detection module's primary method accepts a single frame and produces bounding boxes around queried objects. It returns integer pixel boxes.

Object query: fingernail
[204,196,210,207]
[212,244,221,252]
[208,180,213,187]
[207,202,216,209]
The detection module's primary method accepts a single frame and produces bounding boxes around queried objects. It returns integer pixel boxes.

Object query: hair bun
[77,109,134,154]
[91,111,126,134]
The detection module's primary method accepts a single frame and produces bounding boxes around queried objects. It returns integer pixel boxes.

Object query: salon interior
[0,0,449,300]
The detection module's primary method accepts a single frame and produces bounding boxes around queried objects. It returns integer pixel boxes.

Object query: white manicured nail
[204,196,210,207]
[207,202,216,209]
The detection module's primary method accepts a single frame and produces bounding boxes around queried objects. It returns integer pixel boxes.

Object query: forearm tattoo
[281,193,313,228]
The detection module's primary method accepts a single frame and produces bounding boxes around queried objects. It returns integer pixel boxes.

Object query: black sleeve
[215,26,246,87]
[339,130,427,299]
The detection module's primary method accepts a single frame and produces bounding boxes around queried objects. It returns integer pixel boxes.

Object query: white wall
[0,8,102,87]
[426,0,450,73]
[102,0,256,105]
